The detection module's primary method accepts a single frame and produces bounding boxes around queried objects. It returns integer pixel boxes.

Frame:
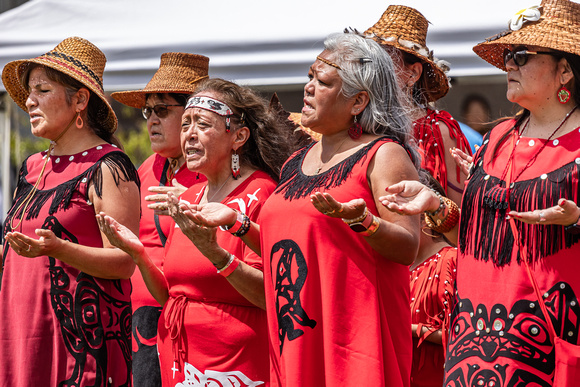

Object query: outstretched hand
[379,180,440,215]
[145,179,188,216]
[310,192,366,219]
[96,212,144,260]
[178,202,238,229]
[509,198,580,226]
[166,192,218,249]
[4,228,62,258]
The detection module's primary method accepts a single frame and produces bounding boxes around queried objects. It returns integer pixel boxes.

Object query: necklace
[315,137,349,174]
[483,105,578,209]
[205,175,232,203]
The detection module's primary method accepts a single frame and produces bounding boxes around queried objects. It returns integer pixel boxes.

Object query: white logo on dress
[174,362,264,387]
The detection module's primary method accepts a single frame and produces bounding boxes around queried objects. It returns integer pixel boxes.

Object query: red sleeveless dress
[261,137,413,386]
[1,144,139,386]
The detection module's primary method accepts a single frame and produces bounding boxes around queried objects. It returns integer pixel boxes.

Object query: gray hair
[323,32,419,167]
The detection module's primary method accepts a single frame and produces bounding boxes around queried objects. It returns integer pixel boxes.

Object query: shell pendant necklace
[315,136,349,174]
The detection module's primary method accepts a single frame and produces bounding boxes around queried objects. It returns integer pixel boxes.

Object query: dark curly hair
[191,78,298,182]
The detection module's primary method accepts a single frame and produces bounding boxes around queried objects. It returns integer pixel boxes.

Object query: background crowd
[2,0,580,386]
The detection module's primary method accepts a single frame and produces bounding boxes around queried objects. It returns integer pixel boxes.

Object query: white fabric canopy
[0,0,534,91]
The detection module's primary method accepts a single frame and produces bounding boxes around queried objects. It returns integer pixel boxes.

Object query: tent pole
[1,93,11,223]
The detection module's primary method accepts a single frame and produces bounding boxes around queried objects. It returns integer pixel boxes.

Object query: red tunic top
[157,170,274,386]
[410,246,456,387]
[445,120,580,386]
[261,137,413,387]
[132,153,204,386]
[0,144,138,386]
[413,109,471,194]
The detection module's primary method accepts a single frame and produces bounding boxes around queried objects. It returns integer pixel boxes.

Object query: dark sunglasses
[142,104,181,119]
[503,48,561,67]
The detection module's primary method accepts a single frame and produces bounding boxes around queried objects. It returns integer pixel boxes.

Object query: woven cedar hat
[1,36,117,133]
[473,0,580,71]
[364,5,450,102]
[111,53,209,108]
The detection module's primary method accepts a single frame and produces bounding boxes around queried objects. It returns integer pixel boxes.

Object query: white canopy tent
[0,0,533,220]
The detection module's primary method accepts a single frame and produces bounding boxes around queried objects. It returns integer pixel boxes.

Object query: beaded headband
[316,56,342,70]
[186,96,235,131]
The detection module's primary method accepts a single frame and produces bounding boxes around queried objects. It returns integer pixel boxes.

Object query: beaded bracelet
[342,207,369,225]
[232,213,251,237]
[425,196,460,234]
[425,190,445,217]
[216,253,240,277]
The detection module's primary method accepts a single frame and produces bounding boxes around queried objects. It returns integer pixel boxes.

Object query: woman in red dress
[260,31,420,386]
[98,78,295,386]
[365,5,472,205]
[1,37,140,386]
[381,0,580,384]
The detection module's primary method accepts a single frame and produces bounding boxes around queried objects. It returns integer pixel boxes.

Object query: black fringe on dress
[275,136,406,201]
[459,140,580,267]
[6,151,140,226]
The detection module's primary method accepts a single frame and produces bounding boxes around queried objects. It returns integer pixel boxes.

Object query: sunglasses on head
[141,104,182,119]
[503,48,561,67]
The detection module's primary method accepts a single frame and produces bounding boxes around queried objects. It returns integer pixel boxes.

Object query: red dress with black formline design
[0,144,139,387]
[444,120,580,386]
[261,137,413,387]
[157,170,274,387]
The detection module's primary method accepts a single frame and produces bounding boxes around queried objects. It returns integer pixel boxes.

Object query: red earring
[348,116,362,139]
[558,86,571,104]
[231,151,240,179]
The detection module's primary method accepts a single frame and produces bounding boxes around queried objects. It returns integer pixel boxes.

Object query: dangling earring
[348,115,362,139]
[558,86,571,104]
[231,151,240,179]
[75,111,83,128]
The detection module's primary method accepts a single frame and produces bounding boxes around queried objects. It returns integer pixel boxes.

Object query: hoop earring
[75,111,83,128]
[348,116,362,139]
[558,86,571,104]
[231,151,240,179]
[421,226,439,238]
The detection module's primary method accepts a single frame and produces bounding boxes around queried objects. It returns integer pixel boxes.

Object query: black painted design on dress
[271,239,317,354]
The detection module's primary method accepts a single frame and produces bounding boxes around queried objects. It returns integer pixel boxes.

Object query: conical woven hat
[474,0,580,71]
[111,53,209,108]
[1,36,117,133]
[364,5,450,102]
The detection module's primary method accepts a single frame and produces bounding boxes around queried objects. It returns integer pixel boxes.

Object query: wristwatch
[347,211,381,236]
[348,211,375,233]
